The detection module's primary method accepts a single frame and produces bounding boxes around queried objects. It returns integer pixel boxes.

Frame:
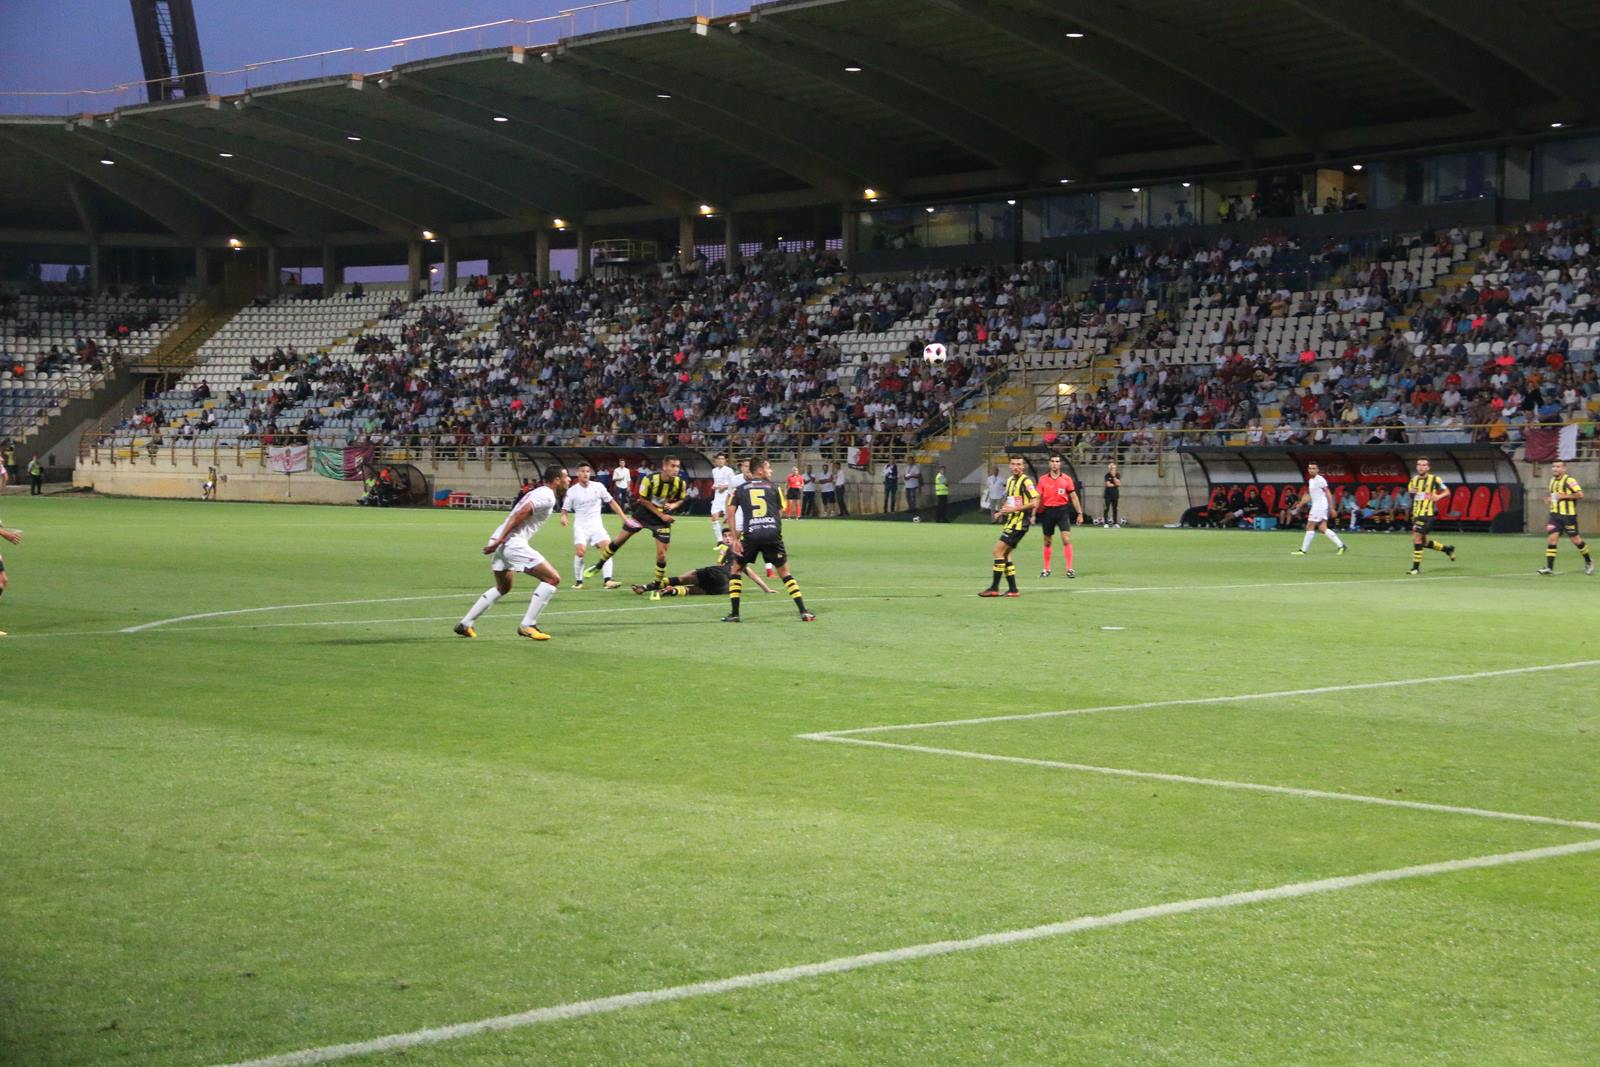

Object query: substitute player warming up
[981,456,1037,597]
[1035,454,1085,577]
[455,464,570,641]
[1406,457,1456,574]
[1539,460,1592,575]
[723,458,814,622]
[1290,462,1347,556]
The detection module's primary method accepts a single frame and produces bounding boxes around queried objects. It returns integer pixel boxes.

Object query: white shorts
[489,540,546,573]
[711,490,730,516]
[1308,505,1330,524]
[572,520,609,547]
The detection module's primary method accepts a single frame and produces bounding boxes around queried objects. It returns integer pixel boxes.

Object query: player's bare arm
[0,527,21,546]
[1070,490,1085,523]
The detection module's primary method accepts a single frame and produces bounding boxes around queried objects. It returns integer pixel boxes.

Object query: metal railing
[1,1,746,116]
[991,420,1600,469]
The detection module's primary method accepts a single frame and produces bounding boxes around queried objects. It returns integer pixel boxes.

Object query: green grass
[0,496,1596,1066]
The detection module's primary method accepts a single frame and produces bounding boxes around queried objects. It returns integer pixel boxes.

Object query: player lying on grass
[0,523,21,637]
[454,465,570,642]
[631,539,775,599]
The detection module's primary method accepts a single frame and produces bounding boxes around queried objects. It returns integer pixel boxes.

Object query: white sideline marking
[120,595,465,632]
[805,659,1600,738]
[214,838,1600,1067]
[806,735,1600,832]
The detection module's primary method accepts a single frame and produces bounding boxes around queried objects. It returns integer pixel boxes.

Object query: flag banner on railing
[1559,423,1579,461]
[266,444,310,474]
[1525,427,1559,463]
[312,445,373,481]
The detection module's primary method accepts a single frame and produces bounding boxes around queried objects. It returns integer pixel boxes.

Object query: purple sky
[0,1,728,96]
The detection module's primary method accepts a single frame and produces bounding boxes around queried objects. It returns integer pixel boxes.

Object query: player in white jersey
[1291,462,1347,556]
[561,461,628,590]
[455,464,571,641]
[709,452,738,546]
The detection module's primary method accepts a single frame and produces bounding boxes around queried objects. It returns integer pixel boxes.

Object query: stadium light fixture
[844,65,863,73]
[1064,31,1086,38]
[421,229,436,240]
[698,203,715,215]
[1006,199,1016,205]
[429,266,439,274]
[862,187,878,199]
[218,152,234,158]
[345,135,362,142]
[99,158,114,166]
[925,206,935,213]
[1551,121,1565,128]
[552,218,567,229]
[656,92,672,99]
[1351,163,1364,171]
[492,115,509,123]
[1181,181,1191,188]
[1131,186,1141,193]
[227,237,243,249]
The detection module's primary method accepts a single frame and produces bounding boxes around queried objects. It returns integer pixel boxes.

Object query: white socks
[461,587,502,625]
[574,553,613,581]
[603,557,613,579]
[521,581,556,628]
[1325,529,1346,548]
[1301,530,1315,551]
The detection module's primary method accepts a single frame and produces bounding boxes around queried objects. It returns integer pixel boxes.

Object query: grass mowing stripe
[212,838,1600,1067]
[803,736,1600,831]
[806,659,1600,736]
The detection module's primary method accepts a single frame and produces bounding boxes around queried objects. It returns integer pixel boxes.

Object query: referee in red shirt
[1035,454,1085,578]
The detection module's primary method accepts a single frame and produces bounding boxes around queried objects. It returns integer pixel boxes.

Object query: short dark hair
[1049,454,1063,463]
[576,461,592,470]
[542,463,566,483]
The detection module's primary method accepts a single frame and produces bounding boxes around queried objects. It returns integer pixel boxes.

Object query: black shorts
[999,523,1031,549]
[1104,488,1120,501]
[627,509,674,544]
[693,565,730,596]
[1411,515,1436,536]
[1548,512,1580,536]
[736,539,787,568]
[1038,506,1073,536]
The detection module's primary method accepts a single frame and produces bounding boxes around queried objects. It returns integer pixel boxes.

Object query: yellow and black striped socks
[1546,546,1559,568]
[1578,539,1592,564]
[727,575,742,617]
[990,559,1005,591]
[1411,547,1423,570]
[784,573,807,614]
[654,564,667,586]
[1005,561,1018,592]
[1426,539,1447,553]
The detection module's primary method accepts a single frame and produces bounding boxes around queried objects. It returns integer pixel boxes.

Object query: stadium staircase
[132,289,238,375]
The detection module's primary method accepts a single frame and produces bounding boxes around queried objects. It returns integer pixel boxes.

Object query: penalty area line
[804,659,1600,737]
[212,838,1600,1067]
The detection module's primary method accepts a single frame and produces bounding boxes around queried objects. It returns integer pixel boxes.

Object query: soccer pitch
[1,496,1597,1067]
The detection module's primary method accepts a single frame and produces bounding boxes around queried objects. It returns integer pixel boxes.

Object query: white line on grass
[806,735,1600,831]
[120,594,467,632]
[213,838,1600,1067]
[804,659,1600,737]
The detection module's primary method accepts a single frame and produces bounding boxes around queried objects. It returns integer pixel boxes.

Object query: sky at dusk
[0,1,724,95]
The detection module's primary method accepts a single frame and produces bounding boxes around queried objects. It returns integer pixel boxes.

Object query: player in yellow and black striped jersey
[980,455,1038,597]
[1539,460,1592,575]
[586,456,688,587]
[1406,457,1456,574]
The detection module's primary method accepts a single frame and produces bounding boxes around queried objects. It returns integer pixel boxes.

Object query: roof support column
[442,238,457,292]
[840,204,855,266]
[535,228,550,286]
[678,215,696,271]
[407,240,423,296]
[724,213,740,271]
[265,244,280,297]
[88,242,101,296]
[321,244,338,295]
[194,245,208,293]
[576,227,591,280]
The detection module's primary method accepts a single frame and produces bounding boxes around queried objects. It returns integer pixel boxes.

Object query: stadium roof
[3,0,1599,247]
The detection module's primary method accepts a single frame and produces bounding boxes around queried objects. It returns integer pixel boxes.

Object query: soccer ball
[922,342,947,365]
[911,515,922,523]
